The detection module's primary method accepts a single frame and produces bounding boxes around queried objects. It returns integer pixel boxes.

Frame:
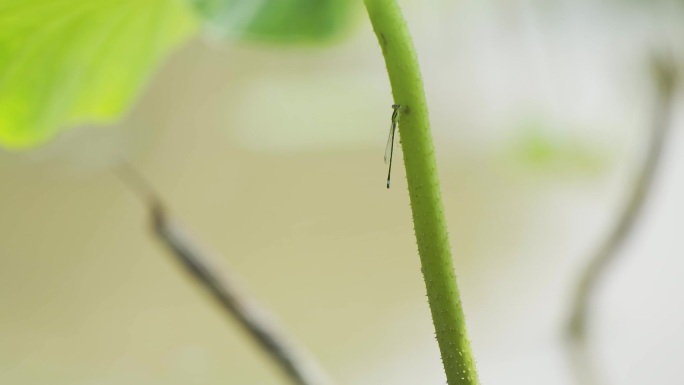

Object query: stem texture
[364,1,480,384]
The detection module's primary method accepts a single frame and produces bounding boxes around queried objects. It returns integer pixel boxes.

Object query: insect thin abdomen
[384,104,401,190]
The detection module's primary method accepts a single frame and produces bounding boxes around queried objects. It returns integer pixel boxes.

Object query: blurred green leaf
[511,123,610,178]
[0,0,198,149]
[193,0,358,44]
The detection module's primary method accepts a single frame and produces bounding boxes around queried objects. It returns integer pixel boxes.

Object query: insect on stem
[384,104,401,189]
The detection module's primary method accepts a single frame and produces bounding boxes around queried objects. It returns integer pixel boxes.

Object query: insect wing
[384,121,396,164]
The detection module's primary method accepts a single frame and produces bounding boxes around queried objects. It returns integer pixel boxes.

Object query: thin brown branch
[117,165,335,385]
[565,54,679,385]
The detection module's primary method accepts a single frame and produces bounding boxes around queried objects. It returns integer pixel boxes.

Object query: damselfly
[384,104,401,189]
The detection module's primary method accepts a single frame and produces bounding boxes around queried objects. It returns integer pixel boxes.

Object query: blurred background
[1,0,684,384]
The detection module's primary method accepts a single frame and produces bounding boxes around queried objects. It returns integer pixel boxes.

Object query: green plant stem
[364,1,480,384]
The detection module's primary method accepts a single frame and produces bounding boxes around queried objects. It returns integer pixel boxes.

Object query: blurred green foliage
[511,123,609,177]
[192,0,359,43]
[0,0,198,149]
[0,0,358,150]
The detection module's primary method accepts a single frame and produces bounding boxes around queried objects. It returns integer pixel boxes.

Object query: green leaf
[0,0,198,149]
[193,0,359,44]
